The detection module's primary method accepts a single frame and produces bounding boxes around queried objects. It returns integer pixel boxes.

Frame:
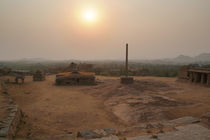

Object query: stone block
[121,76,134,84]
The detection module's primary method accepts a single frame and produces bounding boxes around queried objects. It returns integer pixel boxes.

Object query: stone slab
[168,116,200,124]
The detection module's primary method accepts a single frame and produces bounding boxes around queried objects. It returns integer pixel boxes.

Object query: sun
[81,8,98,23]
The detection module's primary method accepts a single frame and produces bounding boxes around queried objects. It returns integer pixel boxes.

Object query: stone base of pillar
[121,76,134,84]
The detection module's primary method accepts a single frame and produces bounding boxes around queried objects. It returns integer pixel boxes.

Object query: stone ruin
[120,43,134,84]
[56,62,96,85]
[178,66,210,86]
[11,70,29,84]
[56,71,95,85]
[33,70,46,81]
[15,75,24,84]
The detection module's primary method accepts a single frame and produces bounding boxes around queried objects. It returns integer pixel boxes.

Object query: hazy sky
[0,0,210,60]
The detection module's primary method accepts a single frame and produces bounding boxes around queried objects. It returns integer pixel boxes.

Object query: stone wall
[0,80,23,140]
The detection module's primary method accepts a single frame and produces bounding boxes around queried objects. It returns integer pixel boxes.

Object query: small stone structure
[33,70,45,81]
[121,43,134,84]
[178,66,210,86]
[15,76,24,84]
[189,68,210,86]
[11,70,31,84]
[56,71,95,85]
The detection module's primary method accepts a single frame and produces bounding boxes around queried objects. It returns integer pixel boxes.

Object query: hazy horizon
[1,0,210,60]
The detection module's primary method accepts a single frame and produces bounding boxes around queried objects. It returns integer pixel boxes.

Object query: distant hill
[1,53,210,66]
[172,55,193,63]
[171,53,210,64]
[194,53,210,62]
[131,53,210,65]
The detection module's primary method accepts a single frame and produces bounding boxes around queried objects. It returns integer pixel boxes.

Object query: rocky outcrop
[76,116,204,140]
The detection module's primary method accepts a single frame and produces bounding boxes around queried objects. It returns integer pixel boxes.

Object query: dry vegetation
[3,75,210,139]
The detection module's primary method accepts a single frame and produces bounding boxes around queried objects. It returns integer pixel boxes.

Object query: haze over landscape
[1,0,210,60]
[1,1,210,140]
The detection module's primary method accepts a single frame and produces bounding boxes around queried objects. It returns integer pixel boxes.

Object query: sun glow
[81,8,99,24]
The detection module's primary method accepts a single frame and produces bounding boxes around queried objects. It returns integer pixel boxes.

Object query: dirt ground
[4,75,210,139]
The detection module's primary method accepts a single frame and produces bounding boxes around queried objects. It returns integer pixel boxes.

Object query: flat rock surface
[126,124,210,140]
[169,116,200,124]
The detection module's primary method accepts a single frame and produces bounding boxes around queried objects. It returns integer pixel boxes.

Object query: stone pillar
[201,73,205,84]
[189,72,193,82]
[193,72,198,83]
[207,74,210,86]
[125,43,128,77]
[195,72,202,83]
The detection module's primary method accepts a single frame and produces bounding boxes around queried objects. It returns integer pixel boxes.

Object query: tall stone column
[125,43,128,77]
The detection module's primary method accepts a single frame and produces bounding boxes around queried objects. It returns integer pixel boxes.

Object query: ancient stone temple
[189,68,210,86]
[121,43,134,84]
[178,66,210,86]
[56,71,95,85]
[33,70,45,81]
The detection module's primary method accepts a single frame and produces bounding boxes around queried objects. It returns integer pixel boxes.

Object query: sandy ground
[3,75,210,139]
